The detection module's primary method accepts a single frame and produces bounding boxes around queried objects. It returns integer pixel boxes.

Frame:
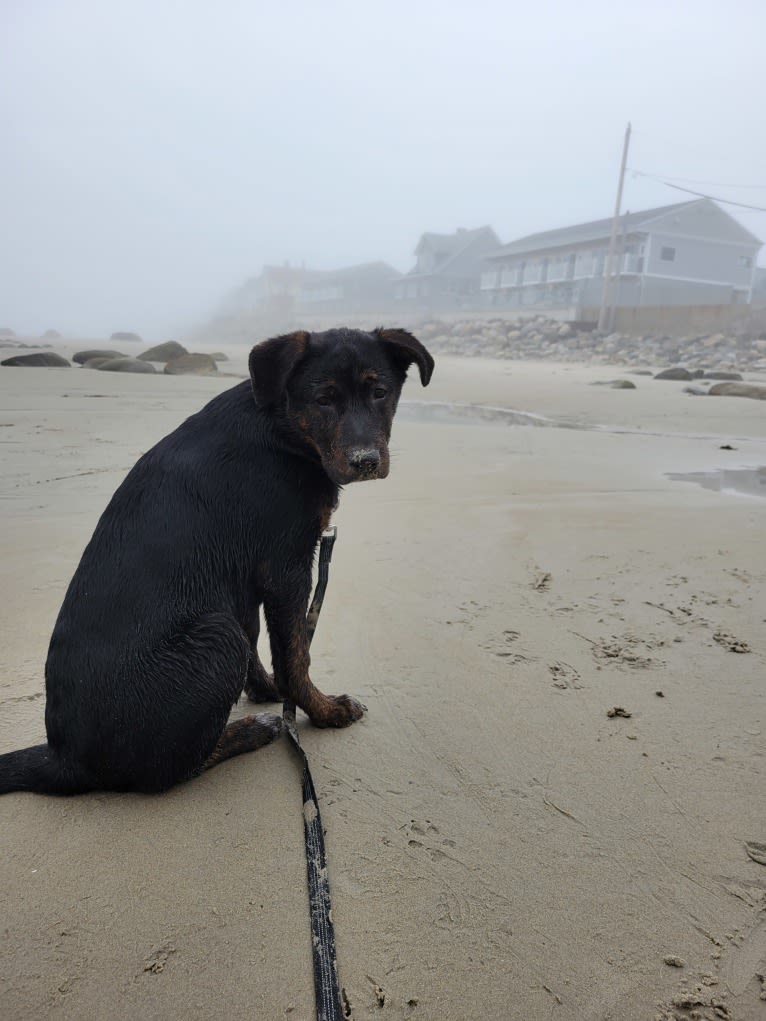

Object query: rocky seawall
[418,317,766,373]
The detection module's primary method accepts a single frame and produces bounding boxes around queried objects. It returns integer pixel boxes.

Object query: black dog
[0,327,433,795]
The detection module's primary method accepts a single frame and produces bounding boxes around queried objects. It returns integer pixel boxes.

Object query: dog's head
[249,327,434,485]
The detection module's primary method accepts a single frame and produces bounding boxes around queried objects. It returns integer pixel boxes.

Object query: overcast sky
[2,0,764,339]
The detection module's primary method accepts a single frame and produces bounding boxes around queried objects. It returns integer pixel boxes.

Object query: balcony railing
[483,250,643,291]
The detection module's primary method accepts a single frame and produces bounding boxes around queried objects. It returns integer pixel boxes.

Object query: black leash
[283,526,344,1021]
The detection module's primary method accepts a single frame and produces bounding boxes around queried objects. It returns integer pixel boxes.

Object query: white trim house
[481,199,761,310]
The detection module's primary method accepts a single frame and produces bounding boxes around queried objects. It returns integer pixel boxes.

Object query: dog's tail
[0,744,83,795]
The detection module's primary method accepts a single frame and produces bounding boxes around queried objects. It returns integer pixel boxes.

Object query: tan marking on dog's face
[292,412,324,459]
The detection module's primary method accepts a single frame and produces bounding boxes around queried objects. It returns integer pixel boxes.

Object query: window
[739,255,752,268]
[660,246,676,262]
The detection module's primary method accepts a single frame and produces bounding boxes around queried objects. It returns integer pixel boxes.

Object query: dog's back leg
[202,713,282,771]
[126,613,280,792]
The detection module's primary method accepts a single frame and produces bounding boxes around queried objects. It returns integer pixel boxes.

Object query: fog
[2,0,764,340]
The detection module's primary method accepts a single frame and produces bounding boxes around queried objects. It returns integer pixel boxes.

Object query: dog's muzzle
[347,447,382,480]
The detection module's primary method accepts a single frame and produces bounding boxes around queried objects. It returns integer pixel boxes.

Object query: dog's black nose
[348,448,380,475]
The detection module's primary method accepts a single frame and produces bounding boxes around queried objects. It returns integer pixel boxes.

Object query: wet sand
[1,350,765,1019]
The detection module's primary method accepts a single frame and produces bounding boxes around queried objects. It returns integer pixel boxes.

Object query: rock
[702,371,743,381]
[708,382,766,400]
[83,357,115,369]
[73,349,126,365]
[41,329,62,339]
[654,367,693,381]
[361,316,766,372]
[96,358,157,374]
[138,341,188,362]
[683,386,709,396]
[557,324,571,337]
[164,353,218,375]
[0,328,16,338]
[210,351,229,362]
[590,379,636,389]
[1,352,70,367]
[110,331,142,343]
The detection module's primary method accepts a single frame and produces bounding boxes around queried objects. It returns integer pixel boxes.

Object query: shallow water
[666,467,766,499]
[398,399,581,429]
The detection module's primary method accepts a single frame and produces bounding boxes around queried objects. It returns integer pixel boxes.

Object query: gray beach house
[480,199,761,312]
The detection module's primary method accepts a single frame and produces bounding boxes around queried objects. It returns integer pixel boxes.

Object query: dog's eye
[316,394,334,407]
[373,386,387,400]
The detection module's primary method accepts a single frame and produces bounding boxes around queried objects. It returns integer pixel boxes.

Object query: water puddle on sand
[399,402,766,473]
[399,400,583,429]
[666,467,766,499]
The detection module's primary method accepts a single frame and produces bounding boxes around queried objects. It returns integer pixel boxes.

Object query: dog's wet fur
[0,327,433,794]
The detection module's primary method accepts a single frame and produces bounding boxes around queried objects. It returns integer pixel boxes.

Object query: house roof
[407,225,500,277]
[415,225,496,255]
[487,202,695,259]
[305,260,399,284]
[487,198,760,260]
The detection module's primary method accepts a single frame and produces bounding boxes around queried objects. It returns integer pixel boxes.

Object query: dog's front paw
[310,694,367,729]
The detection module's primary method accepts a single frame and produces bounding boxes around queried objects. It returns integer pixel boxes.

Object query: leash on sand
[283,526,344,1021]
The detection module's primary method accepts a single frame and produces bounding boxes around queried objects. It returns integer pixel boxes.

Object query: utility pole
[598,122,631,333]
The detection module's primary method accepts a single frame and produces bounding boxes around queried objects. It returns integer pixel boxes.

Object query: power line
[659,181,766,213]
[629,169,766,213]
[629,169,766,190]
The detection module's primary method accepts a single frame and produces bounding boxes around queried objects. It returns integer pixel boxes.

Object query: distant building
[296,261,399,315]
[218,263,314,319]
[394,226,501,310]
[481,199,761,311]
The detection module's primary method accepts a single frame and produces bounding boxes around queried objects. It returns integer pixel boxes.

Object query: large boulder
[654,367,693,381]
[96,358,157,374]
[138,341,188,362]
[1,352,70,367]
[73,348,125,365]
[702,371,743,381]
[110,331,142,343]
[164,353,218,375]
[708,382,766,401]
[83,357,116,369]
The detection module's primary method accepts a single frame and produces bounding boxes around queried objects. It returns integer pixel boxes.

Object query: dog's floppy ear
[249,330,311,407]
[374,327,434,386]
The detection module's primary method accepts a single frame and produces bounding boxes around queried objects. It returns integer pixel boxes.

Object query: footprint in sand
[548,661,583,690]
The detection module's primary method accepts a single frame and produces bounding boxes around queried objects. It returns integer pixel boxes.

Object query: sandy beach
[1,348,765,1020]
